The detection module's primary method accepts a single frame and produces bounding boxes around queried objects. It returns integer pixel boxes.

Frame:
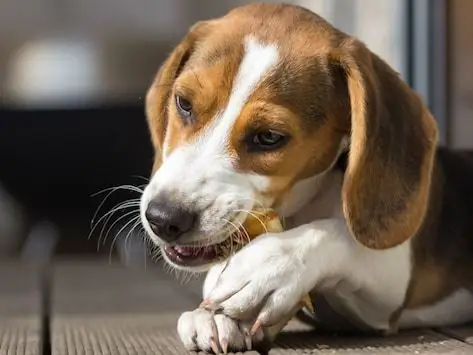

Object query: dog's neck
[276,145,348,225]
[276,139,348,217]
[276,168,345,229]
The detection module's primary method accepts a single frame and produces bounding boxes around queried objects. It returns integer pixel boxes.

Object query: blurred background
[0,0,470,265]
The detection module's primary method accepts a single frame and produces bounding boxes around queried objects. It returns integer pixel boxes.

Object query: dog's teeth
[174,246,194,256]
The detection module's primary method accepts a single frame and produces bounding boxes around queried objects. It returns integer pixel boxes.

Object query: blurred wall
[296,0,407,76]
[0,0,407,109]
[449,0,473,149]
[0,0,199,107]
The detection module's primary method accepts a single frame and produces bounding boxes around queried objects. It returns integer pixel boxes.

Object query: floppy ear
[332,39,438,250]
[145,21,211,172]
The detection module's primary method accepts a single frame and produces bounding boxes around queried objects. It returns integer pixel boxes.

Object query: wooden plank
[275,321,473,354]
[51,258,201,355]
[50,258,473,355]
[438,324,473,344]
[50,259,199,315]
[0,261,42,355]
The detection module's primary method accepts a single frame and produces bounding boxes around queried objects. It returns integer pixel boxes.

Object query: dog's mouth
[163,244,220,267]
[161,208,279,269]
[163,232,247,268]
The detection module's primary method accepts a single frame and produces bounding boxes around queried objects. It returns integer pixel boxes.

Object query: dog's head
[141,4,438,271]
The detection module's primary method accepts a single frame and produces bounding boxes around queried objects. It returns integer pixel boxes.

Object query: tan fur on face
[164,62,239,157]
[146,3,438,250]
[145,20,223,173]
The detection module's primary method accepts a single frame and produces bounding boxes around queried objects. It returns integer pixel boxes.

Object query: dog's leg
[179,219,351,352]
[177,262,275,353]
[202,219,351,325]
[177,261,297,353]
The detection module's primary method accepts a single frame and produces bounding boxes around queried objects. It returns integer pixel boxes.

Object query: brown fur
[330,39,438,250]
[145,20,216,172]
[404,149,473,309]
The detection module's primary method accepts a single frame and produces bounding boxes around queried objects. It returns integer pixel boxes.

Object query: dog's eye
[175,95,193,118]
[248,130,288,151]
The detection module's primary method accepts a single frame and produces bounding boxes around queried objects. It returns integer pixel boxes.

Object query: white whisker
[131,175,150,183]
[234,208,269,235]
[101,209,140,246]
[90,185,143,228]
[89,200,141,246]
[222,218,243,256]
[109,215,141,264]
[218,193,267,210]
[122,219,144,265]
[92,184,144,197]
[232,216,252,244]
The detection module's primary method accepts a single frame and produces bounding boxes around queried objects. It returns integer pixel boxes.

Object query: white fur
[141,36,279,251]
[400,289,473,328]
[278,136,349,218]
[178,172,473,351]
[195,36,278,163]
[178,308,264,353]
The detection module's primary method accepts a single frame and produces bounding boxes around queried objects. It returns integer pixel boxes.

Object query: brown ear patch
[145,21,212,173]
[333,39,438,250]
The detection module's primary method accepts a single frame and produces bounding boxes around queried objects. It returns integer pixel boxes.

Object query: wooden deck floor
[1,259,473,355]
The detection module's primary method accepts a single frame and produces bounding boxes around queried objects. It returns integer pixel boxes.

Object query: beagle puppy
[140,3,473,353]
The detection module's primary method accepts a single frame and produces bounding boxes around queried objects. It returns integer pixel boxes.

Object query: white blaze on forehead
[195,36,279,157]
[153,36,279,200]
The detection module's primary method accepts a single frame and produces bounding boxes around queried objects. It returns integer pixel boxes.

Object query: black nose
[145,200,196,242]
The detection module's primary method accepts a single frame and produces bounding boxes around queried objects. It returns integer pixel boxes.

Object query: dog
[140,3,473,353]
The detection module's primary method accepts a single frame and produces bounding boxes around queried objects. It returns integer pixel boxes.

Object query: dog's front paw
[204,234,307,331]
[177,308,265,354]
